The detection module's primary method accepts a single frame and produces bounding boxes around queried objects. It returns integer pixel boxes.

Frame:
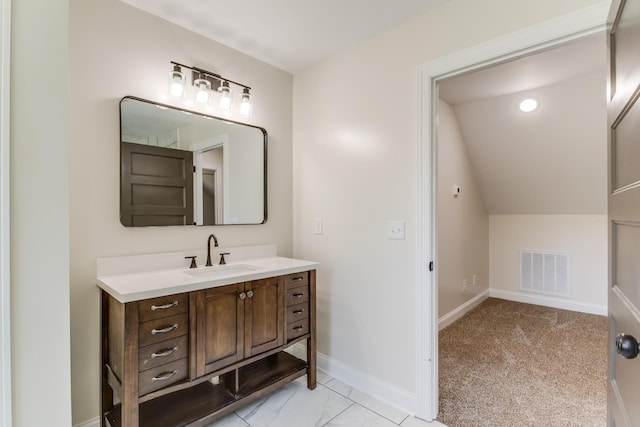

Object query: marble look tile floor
[206,370,447,427]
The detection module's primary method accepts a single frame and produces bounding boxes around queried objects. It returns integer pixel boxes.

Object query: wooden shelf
[105,351,307,427]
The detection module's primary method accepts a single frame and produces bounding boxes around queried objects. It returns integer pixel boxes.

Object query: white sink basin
[183,264,259,280]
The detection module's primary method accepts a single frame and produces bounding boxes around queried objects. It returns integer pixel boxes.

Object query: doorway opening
[415,5,609,420]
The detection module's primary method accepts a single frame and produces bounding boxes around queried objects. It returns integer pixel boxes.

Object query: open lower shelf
[105,351,308,427]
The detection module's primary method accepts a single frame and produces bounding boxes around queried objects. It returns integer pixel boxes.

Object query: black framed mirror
[119,96,267,227]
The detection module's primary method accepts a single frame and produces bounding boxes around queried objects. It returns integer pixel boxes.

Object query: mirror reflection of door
[196,146,224,225]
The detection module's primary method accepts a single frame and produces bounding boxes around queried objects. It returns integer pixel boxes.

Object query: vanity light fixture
[218,81,232,111]
[519,98,539,113]
[168,61,252,117]
[168,64,186,99]
[240,87,252,117]
[194,73,211,106]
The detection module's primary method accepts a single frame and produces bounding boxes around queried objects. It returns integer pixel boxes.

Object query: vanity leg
[101,291,112,427]
[307,270,317,390]
[122,302,140,426]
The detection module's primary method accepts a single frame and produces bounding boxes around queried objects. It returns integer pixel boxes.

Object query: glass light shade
[240,88,252,117]
[519,98,538,112]
[194,77,211,106]
[219,81,232,111]
[168,65,186,99]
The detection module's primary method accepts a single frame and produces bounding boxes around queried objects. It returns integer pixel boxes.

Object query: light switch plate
[314,217,323,235]
[387,220,405,240]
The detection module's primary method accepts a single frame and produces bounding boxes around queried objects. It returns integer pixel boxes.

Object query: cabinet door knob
[239,292,246,300]
[246,291,254,298]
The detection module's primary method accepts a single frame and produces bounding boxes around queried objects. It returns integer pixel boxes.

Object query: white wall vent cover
[520,250,571,298]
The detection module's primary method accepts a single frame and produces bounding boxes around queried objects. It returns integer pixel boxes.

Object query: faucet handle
[185,256,198,269]
[219,252,230,265]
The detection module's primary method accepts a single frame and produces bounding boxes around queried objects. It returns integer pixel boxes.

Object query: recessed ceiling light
[519,98,539,113]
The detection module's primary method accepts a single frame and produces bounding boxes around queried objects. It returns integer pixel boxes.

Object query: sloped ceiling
[439,35,608,215]
[119,0,450,73]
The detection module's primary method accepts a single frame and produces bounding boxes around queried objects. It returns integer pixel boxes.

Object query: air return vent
[520,250,570,298]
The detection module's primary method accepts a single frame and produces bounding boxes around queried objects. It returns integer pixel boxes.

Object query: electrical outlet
[472,274,478,287]
[463,278,468,292]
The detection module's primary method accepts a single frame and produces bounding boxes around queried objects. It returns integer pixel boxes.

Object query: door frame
[415,2,609,420]
[0,0,11,425]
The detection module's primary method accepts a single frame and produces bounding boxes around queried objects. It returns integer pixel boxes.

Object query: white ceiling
[119,0,450,73]
[439,35,608,215]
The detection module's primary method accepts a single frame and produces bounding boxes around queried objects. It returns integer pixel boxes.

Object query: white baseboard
[489,289,607,316]
[438,290,490,331]
[74,417,99,427]
[289,343,416,416]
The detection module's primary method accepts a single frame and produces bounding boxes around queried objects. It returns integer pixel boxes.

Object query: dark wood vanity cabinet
[195,276,284,377]
[101,270,316,427]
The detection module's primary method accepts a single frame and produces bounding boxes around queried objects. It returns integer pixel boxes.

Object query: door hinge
[429,261,434,272]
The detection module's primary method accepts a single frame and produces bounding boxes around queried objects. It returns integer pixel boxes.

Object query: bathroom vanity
[97,247,317,427]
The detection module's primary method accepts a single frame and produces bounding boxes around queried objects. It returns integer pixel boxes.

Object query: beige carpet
[437,298,607,427]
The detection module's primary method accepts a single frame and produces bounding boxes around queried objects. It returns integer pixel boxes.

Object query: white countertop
[97,255,318,303]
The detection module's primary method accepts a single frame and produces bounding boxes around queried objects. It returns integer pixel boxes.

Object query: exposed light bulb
[168,65,186,99]
[519,98,538,113]
[240,88,252,117]
[219,81,231,111]
[194,76,211,106]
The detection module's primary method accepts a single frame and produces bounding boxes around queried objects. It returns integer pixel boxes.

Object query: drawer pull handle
[291,277,304,282]
[151,370,178,382]
[151,301,178,311]
[292,293,304,298]
[293,309,305,315]
[151,347,178,358]
[151,324,178,335]
[292,326,304,332]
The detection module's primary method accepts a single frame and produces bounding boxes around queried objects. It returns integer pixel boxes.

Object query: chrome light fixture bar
[168,61,253,117]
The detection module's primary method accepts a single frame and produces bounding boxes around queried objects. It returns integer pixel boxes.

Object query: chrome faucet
[206,234,219,266]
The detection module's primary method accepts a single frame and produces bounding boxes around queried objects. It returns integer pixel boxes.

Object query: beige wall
[490,215,608,310]
[68,0,293,423]
[437,100,489,317]
[293,0,604,400]
[11,0,72,425]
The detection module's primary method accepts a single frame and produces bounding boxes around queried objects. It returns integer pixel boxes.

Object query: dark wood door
[244,277,284,358]
[607,1,640,425]
[120,142,194,226]
[196,283,244,377]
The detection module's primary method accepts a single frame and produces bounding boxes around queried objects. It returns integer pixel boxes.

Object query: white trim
[416,1,610,421]
[438,290,490,331]
[288,344,417,416]
[73,417,100,427]
[489,289,607,316]
[0,0,11,425]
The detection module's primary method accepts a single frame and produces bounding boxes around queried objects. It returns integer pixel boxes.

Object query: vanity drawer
[138,293,188,322]
[138,358,188,397]
[138,313,188,347]
[138,335,188,372]
[286,319,309,340]
[286,302,309,324]
[284,272,308,289]
[286,286,309,306]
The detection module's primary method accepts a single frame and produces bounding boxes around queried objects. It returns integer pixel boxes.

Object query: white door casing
[0,0,11,425]
[415,3,609,420]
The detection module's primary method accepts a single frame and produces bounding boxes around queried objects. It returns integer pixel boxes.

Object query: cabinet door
[244,276,284,357]
[196,283,245,377]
